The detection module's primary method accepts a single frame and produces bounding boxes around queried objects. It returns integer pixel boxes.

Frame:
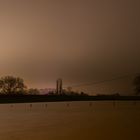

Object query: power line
[64,73,138,88]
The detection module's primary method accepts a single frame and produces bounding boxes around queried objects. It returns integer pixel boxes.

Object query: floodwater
[0,101,140,140]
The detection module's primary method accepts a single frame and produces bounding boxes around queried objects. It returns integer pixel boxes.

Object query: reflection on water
[0,101,140,140]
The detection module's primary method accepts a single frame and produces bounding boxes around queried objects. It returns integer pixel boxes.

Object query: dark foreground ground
[0,95,140,104]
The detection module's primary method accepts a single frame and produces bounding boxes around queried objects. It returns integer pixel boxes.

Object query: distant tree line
[0,75,140,96]
[0,76,87,96]
[0,76,39,95]
[48,90,88,96]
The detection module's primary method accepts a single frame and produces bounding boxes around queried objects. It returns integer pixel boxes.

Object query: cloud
[0,0,140,94]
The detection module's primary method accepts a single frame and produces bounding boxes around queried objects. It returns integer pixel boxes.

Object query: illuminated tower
[56,78,63,94]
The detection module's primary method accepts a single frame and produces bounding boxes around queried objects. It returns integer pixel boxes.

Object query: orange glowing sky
[0,0,140,95]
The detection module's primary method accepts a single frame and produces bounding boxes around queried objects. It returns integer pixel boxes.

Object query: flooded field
[0,101,139,140]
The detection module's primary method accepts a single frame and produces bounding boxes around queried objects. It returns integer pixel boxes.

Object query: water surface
[0,101,139,140]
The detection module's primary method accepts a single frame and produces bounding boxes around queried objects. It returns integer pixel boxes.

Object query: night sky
[0,0,140,95]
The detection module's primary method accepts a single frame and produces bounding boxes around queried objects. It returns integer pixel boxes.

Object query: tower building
[56,78,63,94]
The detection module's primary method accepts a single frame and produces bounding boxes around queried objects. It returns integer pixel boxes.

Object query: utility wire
[64,73,138,88]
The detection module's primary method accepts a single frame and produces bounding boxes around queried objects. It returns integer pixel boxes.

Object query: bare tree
[133,75,140,96]
[0,76,26,95]
[28,88,40,95]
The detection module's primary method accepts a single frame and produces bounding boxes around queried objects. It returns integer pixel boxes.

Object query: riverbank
[0,95,139,104]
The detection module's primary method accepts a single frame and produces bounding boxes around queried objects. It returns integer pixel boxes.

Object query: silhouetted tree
[80,92,88,96]
[0,76,26,95]
[28,88,39,95]
[133,75,140,96]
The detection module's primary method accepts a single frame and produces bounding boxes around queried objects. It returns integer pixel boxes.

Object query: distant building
[56,78,63,94]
